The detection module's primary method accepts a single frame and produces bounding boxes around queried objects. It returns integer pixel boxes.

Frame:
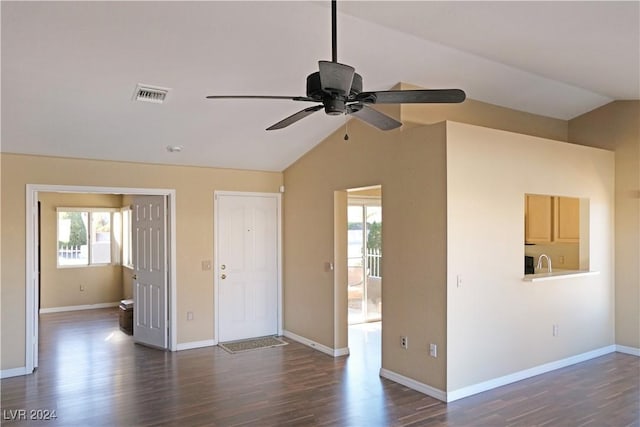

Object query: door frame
[25,184,177,373]
[213,191,283,343]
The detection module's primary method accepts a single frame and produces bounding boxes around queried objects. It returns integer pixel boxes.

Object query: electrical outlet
[553,324,559,337]
[187,311,194,321]
[429,343,438,358]
[559,256,565,265]
[400,336,408,349]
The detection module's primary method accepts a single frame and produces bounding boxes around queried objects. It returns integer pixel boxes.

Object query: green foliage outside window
[59,211,87,248]
[367,221,381,251]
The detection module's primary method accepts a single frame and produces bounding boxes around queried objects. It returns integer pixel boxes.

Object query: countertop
[523,269,599,282]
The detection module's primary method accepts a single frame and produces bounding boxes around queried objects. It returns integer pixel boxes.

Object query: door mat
[218,336,288,354]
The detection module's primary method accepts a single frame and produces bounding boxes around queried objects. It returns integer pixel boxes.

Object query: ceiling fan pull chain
[343,114,349,141]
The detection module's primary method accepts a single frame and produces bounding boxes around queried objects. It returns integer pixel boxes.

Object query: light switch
[202,260,212,271]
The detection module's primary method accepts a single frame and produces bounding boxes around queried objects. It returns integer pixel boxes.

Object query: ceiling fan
[206,0,466,131]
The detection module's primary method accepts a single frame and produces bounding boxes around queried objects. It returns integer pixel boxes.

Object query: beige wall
[399,83,569,142]
[568,101,640,348]
[446,122,614,391]
[283,98,575,392]
[0,153,282,370]
[38,192,124,309]
[284,119,449,389]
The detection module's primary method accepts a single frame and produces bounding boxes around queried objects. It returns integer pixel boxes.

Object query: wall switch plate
[456,275,463,288]
[429,343,437,358]
[553,324,559,336]
[201,260,212,271]
[187,311,194,321]
[400,336,408,349]
[80,284,85,291]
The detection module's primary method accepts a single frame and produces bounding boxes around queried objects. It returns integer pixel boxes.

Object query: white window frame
[56,207,118,268]
[121,206,133,268]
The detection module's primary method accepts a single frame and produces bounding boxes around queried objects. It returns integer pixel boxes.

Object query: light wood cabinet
[525,195,579,244]
[525,194,553,243]
[554,196,580,242]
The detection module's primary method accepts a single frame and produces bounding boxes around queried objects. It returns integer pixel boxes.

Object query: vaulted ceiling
[2,1,638,172]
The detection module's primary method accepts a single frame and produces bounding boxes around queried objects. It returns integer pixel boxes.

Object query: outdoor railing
[367,248,382,278]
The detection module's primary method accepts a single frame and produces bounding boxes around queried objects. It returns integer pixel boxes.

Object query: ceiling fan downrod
[331,0,338,63]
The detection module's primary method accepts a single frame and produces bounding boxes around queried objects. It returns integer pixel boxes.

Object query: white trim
[176,339,216,351]
[1,367,29,379]
[283,330,349,357]
[26,184,178,376]
[616,345,640,356]
[379,368,447,402]
[39,302,120,314]
[213,191,283,343]
[446,345,616,402]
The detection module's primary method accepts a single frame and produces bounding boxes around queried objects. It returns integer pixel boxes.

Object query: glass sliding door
[347,200,382,325]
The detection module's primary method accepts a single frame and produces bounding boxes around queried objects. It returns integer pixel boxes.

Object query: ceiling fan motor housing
[306,71,363,115]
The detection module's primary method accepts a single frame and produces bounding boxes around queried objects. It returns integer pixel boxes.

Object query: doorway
[343,186,382,376]
[25,185,177,374]
[347,198,382,325]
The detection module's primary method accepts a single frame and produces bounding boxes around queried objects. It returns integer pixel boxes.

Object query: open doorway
[347,200,382,325]
[25,185,177,374]
[345,186,382,370]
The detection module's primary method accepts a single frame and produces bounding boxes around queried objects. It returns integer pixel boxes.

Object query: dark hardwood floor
[1,309,638,426]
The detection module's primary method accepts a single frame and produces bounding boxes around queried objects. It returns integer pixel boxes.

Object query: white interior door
[132,195,167,349]
[216,193,279,342]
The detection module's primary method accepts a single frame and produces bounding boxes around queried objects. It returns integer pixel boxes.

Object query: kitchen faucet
[537,254,552,273]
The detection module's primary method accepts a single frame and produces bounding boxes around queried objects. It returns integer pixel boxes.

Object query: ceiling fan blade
[347,104,402,131]
[206,95,316,102]
[356,89,466,104]
[318,61,355,96]
[266,105,324,131]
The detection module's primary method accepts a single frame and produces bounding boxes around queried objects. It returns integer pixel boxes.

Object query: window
[57,208,116,267]
[121,206,133,268]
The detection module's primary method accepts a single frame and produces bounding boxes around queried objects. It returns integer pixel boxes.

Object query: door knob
[221,274,227,280]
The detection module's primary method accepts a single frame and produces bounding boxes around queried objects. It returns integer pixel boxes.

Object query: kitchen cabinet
[525,195,579,244]
[554,196,580,242]
[525,194,553,243]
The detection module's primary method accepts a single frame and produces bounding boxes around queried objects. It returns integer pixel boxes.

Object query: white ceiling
[2,1,638,172]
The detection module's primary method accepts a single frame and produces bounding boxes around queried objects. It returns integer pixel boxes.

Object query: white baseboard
[283,330,349,357]
[616,344,640,356]
[39,302,120,314]
[1,367,29,379]
[446,345,617,402]
[176,339,216,351]
[379,368,447,402]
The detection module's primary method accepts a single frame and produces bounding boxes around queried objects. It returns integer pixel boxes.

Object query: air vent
[133,84,170,104]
